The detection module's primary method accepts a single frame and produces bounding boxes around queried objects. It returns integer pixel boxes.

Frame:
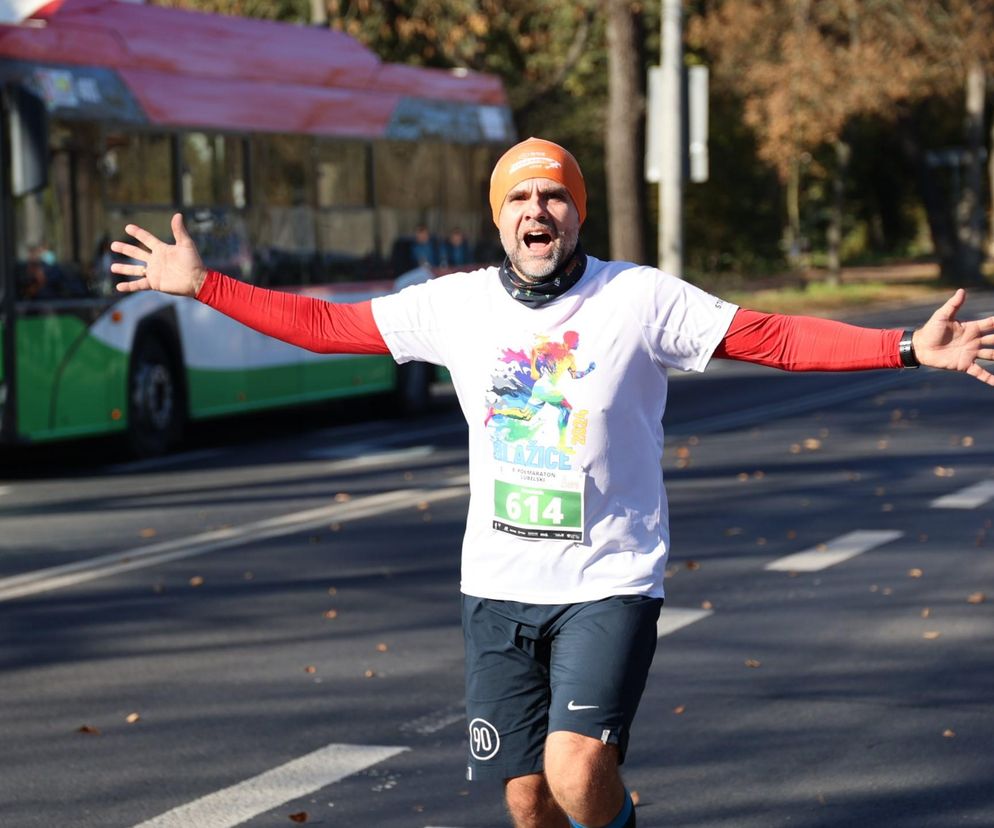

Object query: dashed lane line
[131,742,407,828]
[931,480,994,510]
[0,482,469,602]
[765,529,904,573]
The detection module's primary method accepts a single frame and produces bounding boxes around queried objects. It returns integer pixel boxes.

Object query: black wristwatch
[899,328,920,368]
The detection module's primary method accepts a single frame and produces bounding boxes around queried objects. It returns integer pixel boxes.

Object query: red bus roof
[0,0,512,139]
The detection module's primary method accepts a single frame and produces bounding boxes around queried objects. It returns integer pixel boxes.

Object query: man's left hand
[913,289,994,385]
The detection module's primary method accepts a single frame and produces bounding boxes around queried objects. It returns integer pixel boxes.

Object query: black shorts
[462,593,663,782]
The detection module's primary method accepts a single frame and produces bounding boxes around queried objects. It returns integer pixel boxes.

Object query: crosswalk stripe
[131,742,407,828]
[657,607,713,637]
[931,480,994,509]
[765,529,903,572]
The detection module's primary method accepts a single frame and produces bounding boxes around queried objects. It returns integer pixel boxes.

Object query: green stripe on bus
[186,355,397,419]
[16,316,129,440]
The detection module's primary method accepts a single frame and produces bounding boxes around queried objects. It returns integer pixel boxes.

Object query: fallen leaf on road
[676,446,690,459]
[673,705,686,714]
[803,438,821,450]
[701,600,713,610]
[334,492,351,503]
[933,466,955,478]
[416,501,430,511]
[323,609,339,620]
[364,669,377,678]
[288,812,309,823]
[967,592,986,604]
[77,725,100,735]
[908,568,923,578]
[961,436,974,447]
[921,608,931,618]
[943,729,956,738]
[125,713,140,724]
[923,631,941,640]
[877,439,889,450]
[630,790,641,806]
[304,666,317,674]
[685,560,700,571]
[745,659,762,668]
[139,528,157,538]
[737,472,749,482]
[329,523,342,532]
[376,643,389,653]
[189,576,204,587]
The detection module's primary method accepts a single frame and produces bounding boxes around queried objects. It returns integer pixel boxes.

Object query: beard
[500,223,580,283]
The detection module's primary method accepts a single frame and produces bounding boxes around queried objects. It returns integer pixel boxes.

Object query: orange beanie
[489,137,587,226]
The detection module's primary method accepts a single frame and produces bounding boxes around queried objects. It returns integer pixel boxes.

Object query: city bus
[0,0,514,455]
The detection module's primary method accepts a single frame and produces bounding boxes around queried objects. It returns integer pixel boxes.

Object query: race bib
[492,462,585,541]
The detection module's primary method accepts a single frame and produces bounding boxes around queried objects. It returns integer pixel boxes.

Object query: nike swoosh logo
[567,700,600,711]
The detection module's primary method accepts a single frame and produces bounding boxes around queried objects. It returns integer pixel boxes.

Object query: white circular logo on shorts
[468,717,501,761]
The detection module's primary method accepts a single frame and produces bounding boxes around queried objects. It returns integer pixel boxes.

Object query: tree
[605,0,647,263]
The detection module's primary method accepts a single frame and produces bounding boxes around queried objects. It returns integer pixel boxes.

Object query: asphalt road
[1,297,993,828]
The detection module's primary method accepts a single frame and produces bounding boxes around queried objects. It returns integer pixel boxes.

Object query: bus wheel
[128,335,185,456]
[395,360,432,417]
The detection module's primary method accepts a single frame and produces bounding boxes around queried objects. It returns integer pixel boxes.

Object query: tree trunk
[956,60,986,284]
[785,156,803,271]
[826,139,850,286]
[605,0,646,264]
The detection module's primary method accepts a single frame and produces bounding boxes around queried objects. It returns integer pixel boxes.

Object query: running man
[111,138,994,828]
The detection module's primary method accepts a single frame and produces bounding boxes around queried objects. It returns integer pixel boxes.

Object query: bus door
[0,83,48,443]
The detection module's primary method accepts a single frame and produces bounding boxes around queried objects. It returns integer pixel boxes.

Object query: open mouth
[523,230,554,252]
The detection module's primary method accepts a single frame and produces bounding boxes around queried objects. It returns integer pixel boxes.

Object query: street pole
[658,0,683,276]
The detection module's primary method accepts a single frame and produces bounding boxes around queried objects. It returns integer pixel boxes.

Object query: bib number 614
[504,490,565,526]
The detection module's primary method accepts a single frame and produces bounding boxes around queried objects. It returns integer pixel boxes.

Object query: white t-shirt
[371,256,737,603]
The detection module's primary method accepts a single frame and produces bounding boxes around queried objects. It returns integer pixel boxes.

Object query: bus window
[374,140,444,275]
[313,140,376,283]
[104,132,173,206]
[14,123,92,300]
[315,140,368,208]
[250,134,317,286]
[181,133,246,209]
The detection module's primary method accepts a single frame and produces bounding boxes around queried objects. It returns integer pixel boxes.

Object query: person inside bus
[411,224,441,268]
[110,137,994,828]
[442,227,471,267]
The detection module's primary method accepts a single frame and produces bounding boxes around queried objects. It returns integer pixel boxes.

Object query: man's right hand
[111,212,208,297]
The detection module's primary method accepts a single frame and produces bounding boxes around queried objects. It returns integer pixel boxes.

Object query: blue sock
[568,789,635,828]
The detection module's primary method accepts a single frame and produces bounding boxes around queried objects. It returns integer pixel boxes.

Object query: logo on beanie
[508,155,563,175]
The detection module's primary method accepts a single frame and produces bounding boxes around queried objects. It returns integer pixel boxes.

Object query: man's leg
[544,732,634,827]
[504,772,570,828]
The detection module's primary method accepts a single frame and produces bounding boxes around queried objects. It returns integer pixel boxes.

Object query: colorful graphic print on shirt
[483,331,595,541]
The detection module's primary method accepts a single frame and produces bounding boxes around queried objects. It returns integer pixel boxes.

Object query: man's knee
[543,731,622,814]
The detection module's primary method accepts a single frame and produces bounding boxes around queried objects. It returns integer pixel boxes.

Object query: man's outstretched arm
[111,213,389,355]
[716,291,994,385]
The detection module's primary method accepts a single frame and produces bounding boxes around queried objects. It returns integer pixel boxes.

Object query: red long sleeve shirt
[196,270,904,371]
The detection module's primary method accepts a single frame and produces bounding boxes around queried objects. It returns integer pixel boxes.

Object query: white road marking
[765,529,904,572]
[400,703,466,736]
[131,742,407,828]
[657,606,713,637]
[931,480,994,509]
[0,481,469,602]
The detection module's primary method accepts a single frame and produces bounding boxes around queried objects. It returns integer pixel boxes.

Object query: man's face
[497,178,580,283]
